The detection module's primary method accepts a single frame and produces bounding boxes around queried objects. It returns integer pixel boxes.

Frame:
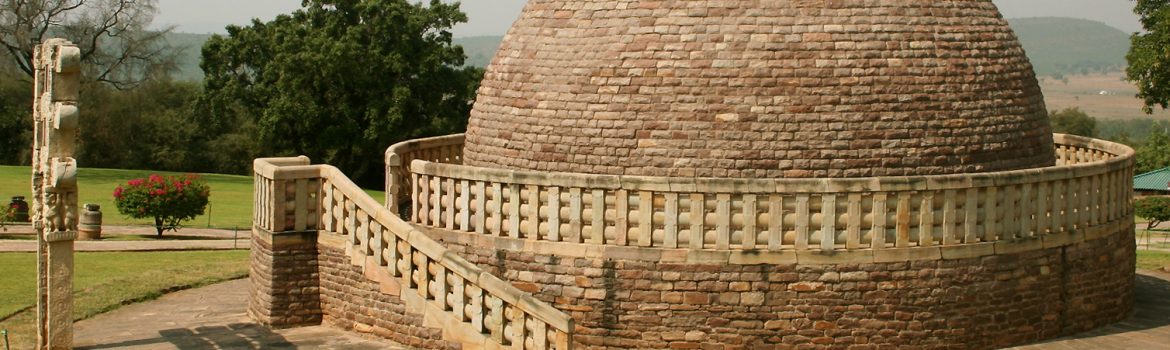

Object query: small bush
[113,174,210,236]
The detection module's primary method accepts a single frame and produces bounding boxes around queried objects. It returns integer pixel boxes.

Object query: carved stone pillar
[31,38,80,350]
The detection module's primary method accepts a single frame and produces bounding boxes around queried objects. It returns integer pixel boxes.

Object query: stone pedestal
[248,228,321,328]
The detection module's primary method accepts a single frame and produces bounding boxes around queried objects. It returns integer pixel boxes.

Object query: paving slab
[73,279,405,350]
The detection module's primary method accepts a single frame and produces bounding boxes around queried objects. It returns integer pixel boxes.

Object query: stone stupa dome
[463,0,1055,178]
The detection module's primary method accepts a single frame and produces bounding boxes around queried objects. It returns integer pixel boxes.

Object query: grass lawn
[1137,250,1170,271]
[0,166,384,230]
[0,250,249,349]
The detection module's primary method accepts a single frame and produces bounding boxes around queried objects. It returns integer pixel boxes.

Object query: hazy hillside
[455,36,505,68]
[166,32,214,81]
[1008,17,1130,78]
[166,17,1131,81]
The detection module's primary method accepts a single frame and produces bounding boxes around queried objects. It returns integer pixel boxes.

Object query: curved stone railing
[393,134,1134,263]
[255,156,573,350]
[385,134,465,214]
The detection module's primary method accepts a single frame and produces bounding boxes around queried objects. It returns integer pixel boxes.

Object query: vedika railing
[255,156,572,350]
[393,134,1134,260]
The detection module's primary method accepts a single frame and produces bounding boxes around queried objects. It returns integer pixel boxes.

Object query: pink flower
[128,179,144,186]
[151,189,166,196]
[149,174,163,183]
[113,186,123,198]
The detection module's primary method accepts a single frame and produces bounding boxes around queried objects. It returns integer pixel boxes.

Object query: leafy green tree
[1048,107,1097,137]
[1128,0,1170,113]
[1137,127,1170,174]
[198,0,483,186]
[1136,196,1170,230]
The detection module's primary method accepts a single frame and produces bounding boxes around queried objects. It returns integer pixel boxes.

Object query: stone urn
[79,203,102,240]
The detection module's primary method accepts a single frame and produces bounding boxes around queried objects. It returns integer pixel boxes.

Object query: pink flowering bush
[113,174,211,236]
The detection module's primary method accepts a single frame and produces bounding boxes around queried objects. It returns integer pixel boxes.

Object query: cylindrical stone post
[79,204,102,240]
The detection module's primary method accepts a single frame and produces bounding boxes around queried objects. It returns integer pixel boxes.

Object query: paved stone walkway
[73,279,405,350]
[0,225,248,252]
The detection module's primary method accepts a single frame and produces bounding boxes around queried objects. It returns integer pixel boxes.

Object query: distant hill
[166,17,1132,81]
[166,32,214,81]
[1008,17,1130,78]
[455,36,505,68]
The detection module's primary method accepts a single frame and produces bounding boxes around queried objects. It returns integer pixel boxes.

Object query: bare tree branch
[0,0,177,88]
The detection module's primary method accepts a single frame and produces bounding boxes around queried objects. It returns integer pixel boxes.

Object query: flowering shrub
[113,174,211,236]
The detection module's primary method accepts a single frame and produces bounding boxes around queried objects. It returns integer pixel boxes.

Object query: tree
[1137,127,1170,174]
[1128,0,1170,113]
[0,0,178,89]
[113,174,210,236]
[198,0,483,187]
[1048,107,1097,137]
[1136,196,1170,230]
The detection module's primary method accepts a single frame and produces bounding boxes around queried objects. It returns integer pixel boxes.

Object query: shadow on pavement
[75,323,296,350]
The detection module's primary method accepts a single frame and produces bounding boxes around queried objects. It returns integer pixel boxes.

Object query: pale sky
[154,0,1145,36]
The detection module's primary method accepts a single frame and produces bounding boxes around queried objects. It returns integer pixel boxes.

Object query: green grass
[1137,250,1170,271]
[0,166,384,230]
[0,250,250,349]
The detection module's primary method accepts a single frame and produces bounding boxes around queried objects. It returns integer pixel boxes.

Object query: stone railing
[395,134,1134,263]
[254,156,573,350]
[385,134,465,214]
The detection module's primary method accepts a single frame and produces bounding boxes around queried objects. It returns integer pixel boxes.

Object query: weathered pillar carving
[31,38,80,350]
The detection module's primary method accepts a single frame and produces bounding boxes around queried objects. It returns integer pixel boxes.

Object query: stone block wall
[317,242,460,350]
[248,228,458,349]
[436,229,1135,349]
[248,229,322,327]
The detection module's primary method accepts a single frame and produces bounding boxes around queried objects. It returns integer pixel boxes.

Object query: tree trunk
[155,216,164,237]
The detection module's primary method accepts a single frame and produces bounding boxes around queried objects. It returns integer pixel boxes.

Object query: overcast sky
[154,0,1144,36]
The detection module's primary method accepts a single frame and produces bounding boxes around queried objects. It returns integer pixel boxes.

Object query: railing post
[249,157,323,328]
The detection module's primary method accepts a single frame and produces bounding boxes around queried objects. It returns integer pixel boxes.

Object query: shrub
[1136,196,1170,230]
[113,174,210,236]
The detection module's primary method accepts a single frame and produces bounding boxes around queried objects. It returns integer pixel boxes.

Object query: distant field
[1039,71,1170,121]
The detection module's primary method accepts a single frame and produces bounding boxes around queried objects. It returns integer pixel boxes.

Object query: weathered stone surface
[437,227,1135,349]
[464,0,1054,178]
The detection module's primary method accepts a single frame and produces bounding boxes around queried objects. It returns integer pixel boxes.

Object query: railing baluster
[716,193,731,250]
[919,192,934,247]
[569,188,583,243]
[475,181,487,235]
[615,189,629,246]
[549,187,562,242]
[743,194,758,250]
[846,193,861,250]
[459,180,471,232]
[769,195,783,251]
[509,183,522,239]
[796,194,810,250]
[690,193,705,249]
[964,189,978,243]
[895,193,910,248]
[821,194,837,251]
[1020,183,1034,238]
[444,178,456,230]
[639,191,653,247]
[528,185,541,240]
[591,189,606,245]
[872,193,888,249]
[492,183,504,236]
[664,193,679,248]
[942,189,956,245]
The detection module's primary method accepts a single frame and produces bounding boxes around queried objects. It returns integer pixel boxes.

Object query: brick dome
[463,0,1055,178]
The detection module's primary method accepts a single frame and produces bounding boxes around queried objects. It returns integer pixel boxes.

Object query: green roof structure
[1134,167,1170,192]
